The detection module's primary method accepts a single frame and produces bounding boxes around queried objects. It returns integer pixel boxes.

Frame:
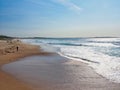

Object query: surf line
[63,54,99,64]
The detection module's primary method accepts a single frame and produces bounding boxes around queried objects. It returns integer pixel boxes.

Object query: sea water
[21,37,120,83]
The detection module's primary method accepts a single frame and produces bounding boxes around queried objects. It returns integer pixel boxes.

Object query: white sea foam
[87,38,120,42]
[21,38,120,83]
[56,45,120,83]
[84,42,119,47]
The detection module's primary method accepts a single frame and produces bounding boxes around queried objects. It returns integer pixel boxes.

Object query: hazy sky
[0,0,120,37]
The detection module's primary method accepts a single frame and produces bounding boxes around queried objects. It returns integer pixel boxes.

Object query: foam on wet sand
[2,54,120,90]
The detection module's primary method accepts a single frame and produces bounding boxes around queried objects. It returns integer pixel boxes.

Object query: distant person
[16,46,19,51]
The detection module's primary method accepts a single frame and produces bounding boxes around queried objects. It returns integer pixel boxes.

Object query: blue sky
[0,0,120,37]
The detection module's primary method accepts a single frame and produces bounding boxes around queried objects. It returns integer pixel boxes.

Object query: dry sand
[0,40,120,90]
[2,54,120,90]
[0,40,50,90]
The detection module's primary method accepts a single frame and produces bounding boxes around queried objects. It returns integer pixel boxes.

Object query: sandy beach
[1,0,120,89]
[0,40,120,90]
[0,40,49,90]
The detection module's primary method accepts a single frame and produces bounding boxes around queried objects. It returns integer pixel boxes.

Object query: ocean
[21,37,120,83]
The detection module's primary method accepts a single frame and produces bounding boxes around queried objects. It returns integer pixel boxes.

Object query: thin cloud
[25,0,82,12]
[53,0,82,12]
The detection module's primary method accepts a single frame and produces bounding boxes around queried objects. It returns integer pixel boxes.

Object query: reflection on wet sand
[2,54,120,90]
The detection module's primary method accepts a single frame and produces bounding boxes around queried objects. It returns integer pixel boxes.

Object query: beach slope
[0,40,42,90]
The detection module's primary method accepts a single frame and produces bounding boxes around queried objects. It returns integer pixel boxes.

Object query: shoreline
[0,40,120,90]
[0,40,51,90]
[2,54,120,90]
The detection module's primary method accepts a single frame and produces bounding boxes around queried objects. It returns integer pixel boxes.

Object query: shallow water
[21,37,120,83]
[3,54,120,90]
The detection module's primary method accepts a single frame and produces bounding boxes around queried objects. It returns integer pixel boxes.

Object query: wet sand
[0,40,50,90]
[2,54,120,90]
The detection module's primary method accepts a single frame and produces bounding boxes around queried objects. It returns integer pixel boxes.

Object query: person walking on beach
[16,46,19,51]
